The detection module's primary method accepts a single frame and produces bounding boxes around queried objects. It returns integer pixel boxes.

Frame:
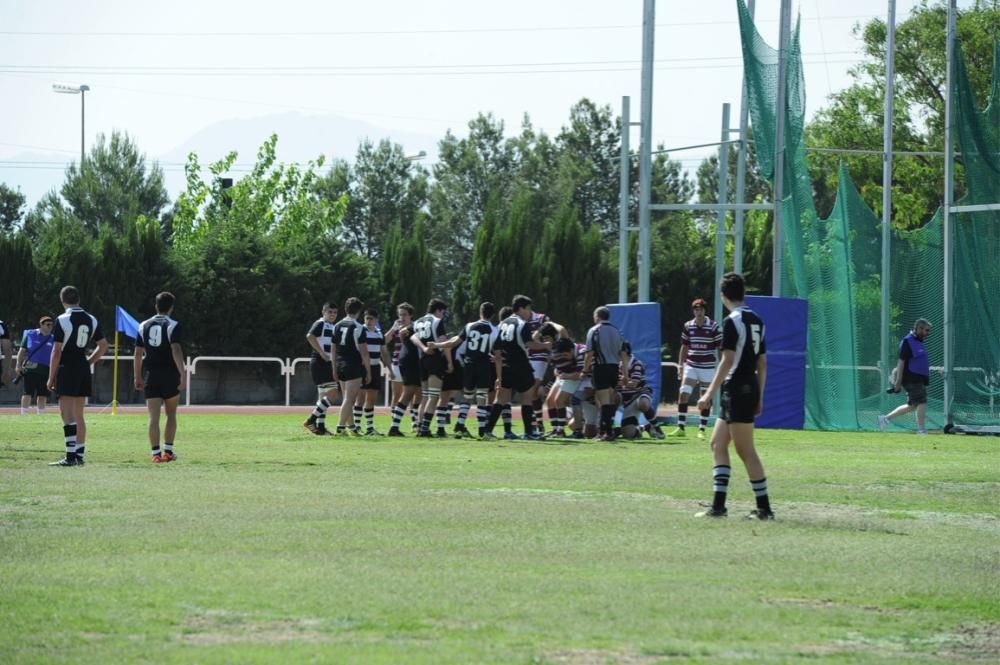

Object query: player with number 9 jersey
[136,313,183,399]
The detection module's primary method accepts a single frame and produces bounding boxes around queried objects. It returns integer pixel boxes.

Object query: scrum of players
[301,293,720,442]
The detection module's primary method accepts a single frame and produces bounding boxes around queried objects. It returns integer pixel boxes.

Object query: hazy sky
[0,0,931,203]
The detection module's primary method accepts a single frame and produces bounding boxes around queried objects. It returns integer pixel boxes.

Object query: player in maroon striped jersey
[670,298,722,439]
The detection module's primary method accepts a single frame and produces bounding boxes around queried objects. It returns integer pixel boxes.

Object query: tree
[317,140,429,261]
[0,232,35,327]
[0,183,26,236]
[60,130,169,235]
[805,0,999,228]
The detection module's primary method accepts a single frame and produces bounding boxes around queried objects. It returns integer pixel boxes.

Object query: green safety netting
[736,0,999,430]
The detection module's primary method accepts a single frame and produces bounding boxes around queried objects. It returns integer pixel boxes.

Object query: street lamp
[52,83,91,165]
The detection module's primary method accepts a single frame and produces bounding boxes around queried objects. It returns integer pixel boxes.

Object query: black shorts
[22,372,51,398]
[310,357,334,386]
[400,356,421,387]
[592,364,620,391]
[463,360,493,392]
[361,365,381,391]
[143,367,180,400]
[56,362,92,398]
[420,353,447,382]
[500,362,535,394]
[904,382,928,406]
[720,378,760,424]
[337,361,364,383]
[443,362,463,391]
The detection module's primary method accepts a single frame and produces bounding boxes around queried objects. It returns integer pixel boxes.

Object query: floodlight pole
[637,0,655,303]
[733,0,755,275]
[619,96,631,303]
[943,0,956,426]
[714,103,731,330]
[771,0,792,296]
[880,0,897,391]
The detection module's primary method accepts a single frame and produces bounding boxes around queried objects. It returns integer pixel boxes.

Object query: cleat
[162,452,176,462]
[480,432,499,441]
[697,429,706,440]
[436,428,448,439]
[416,430,432,438]
[314,425,329,436]
[667,427,687,438]
[152,454,164,463]
[453,425,469,439]
[570,431,586,439]
[365,428,383,437]
[916,429,928,435]
[49,456,79,467]
[746,509,775,521]
[303,418,319,434]
[346,428,361,437]
[387,427,404,437]
[695,507,728,518]
[878,415,889,432]
[523,432,542,441]
[503,431,520,440]
[650,426,665,440]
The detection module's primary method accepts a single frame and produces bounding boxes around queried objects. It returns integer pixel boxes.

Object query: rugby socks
[312,396,333,429]
[521,404,535,436]
[391,402,406,430]
[677,403,688,430]
[712,465,731,511]
[600,405,615,436]
[63,423,77,460]
[700,409,710,431]
[457,401,470,427]
[532,398,543,432]
[151,446,161,459]
[364,407,375,432]
[485,403,503,433]
[750,477,771,513]
[164,442,173,455]
[477,405,490,436]
[501,404,512,433]
[353,405,363,427]
[409,405,420,430]
[435,405,449,429]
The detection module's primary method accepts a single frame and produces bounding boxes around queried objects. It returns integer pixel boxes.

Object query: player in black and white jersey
[618,342,664,440]
[524,311,551,435]
[696,272,773,520]
[354,307,389,436]
[407,298,451,437]
[483,295,552,440]
[432,301,498,438]
[386,303,423,436]
[331,297,372,436]
[134,292,186,463]
[0,318,13,386]
[46,285,108,466]
[303,302,340,435]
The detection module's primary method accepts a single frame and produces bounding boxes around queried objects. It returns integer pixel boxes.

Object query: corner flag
[115,305,141,339]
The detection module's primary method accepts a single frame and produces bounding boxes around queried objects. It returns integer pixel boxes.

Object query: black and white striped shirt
[307,318,337,361]
[53,307,104,366]
[363,326,384,366]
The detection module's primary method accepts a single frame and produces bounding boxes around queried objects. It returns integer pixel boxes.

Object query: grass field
[1,413,997,664]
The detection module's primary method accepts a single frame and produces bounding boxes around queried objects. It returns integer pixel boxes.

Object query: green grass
[1,413,997,664]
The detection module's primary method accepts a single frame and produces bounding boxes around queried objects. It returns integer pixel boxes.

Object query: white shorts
[555,377,581,396]
[581,401,600,426]
[530,359,548,382]
[390,364,402,383]
[622,394,653,419]
[682,366,715,386]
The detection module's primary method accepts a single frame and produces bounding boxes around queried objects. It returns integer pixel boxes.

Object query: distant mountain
[2,112,441,209]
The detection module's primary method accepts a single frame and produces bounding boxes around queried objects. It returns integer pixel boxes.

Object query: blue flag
[115,305,141,339]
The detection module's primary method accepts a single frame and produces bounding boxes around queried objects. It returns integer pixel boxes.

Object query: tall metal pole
[943,0,956,426]
[714,103,731,330]
[637,0,655,302]
[880,0,897,392]
[733,0,755,275]
[619,96,631,303]
[80,88,87,165]
[771,0,792,296]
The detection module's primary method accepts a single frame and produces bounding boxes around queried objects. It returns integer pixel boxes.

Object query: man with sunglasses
[15,316,56,415]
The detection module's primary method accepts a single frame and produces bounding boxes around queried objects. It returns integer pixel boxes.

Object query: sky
[0,0,933,207]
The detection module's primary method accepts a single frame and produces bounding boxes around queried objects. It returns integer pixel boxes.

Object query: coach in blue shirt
[879,318,932,435]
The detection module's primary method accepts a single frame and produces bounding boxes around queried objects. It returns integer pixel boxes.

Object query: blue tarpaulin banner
[607,302,662,405]
[115,305,141,339]
[745,296,808,429]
